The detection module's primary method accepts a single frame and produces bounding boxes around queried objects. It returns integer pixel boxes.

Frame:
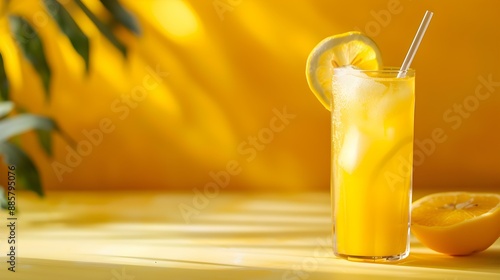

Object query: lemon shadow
[397,247,500,272]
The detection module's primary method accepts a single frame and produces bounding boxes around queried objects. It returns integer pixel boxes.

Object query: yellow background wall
[1,0,499,192]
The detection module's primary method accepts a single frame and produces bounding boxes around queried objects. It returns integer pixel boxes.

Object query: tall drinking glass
[331,68,415,262]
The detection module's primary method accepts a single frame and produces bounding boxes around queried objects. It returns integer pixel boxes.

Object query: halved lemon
[305,31,382,110]
[411,192,500,256]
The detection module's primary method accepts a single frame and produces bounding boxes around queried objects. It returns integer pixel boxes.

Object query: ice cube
[338,126,369,174]
[332,68,388,107]
[368,83,413,138]
[371,84,410,115]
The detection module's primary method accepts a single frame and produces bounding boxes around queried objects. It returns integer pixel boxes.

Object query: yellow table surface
[0,191,499,280]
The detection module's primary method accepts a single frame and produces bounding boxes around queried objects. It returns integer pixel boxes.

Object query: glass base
[334,250,409,263]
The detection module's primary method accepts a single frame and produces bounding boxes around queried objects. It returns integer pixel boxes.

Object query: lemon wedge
[305,31,382,110]
[411,192,500,255]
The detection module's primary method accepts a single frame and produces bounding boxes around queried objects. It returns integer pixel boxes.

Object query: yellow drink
[331,68,415,261]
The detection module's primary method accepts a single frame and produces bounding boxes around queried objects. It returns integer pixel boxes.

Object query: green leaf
[0,185,7,210]
[0,141,43,196]
[0,101,14,119]
[0,114,56,142]
[43,0,90,72]
[74,0,127,57]
[100,0,141,35]
[0,52,9,101]
[35,129,53,156]
[8,16,51,99]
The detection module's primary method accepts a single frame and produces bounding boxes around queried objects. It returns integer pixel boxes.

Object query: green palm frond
[9,15,52,98]
[0,100,56,202]
[44,0,91,72]
[0,141,45,197]
[0,53,8,100]
[0,0,141,206]
[74,0,127,57]
[100,0,141,35]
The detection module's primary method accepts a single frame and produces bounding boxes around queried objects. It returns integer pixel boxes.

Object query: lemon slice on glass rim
[305,31,382,110]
